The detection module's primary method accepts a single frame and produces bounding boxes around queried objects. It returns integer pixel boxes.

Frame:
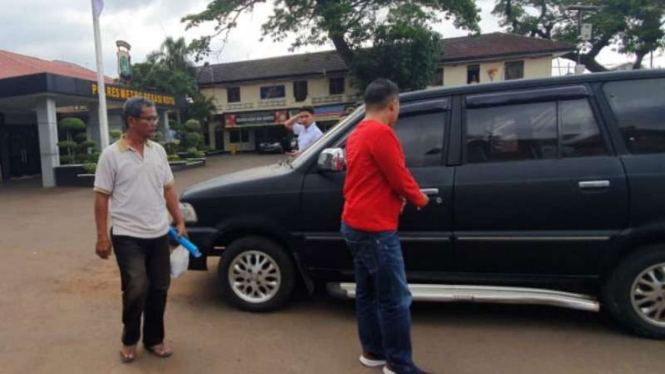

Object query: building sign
[116,40,132,83]
[91,83,176,106]
[225,110,288,128]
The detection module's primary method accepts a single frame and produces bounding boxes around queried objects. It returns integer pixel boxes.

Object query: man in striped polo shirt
[94,97,187,363]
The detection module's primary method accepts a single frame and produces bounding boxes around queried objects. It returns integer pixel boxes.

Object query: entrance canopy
[0,73,186,187]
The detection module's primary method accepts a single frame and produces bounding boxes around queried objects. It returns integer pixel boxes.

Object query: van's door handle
[420,188,439,196]
[579,180,610,189]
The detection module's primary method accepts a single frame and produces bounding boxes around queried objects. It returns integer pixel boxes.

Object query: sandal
[119,345,137,363]
[146,343,173,358]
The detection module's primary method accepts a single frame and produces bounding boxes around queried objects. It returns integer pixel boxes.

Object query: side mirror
[318,148,346,172]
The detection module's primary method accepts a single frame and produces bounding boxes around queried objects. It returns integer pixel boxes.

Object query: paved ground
[0,154,663,374]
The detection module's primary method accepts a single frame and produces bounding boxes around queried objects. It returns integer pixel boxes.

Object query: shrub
[81,163,97,174]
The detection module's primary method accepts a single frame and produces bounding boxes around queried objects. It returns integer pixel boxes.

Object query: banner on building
[225,110,288,128]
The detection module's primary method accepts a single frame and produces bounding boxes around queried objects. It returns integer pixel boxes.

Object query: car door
[299,98,456,274]
[454,85,629,275]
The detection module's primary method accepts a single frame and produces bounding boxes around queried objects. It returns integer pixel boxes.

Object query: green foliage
[57,141,78,150]
[58,118,86,132]
[167,154,181,161]
[75,132,89,143]
[349,4,442,91]
[78,140,97,150]
[57,117,98,165]
[109,129,123,140]
[492,0,665,71]
[184,119,202,132]
[183,0,480,66]
[188,93,217,122]
[169,120,182,132]
[152,131,164,142]
[80,163,98,174]
[184,132,203,149]
[131,62,198,97]
[59,156,75,164]
[187,148,206,158]
[164,141,180,155]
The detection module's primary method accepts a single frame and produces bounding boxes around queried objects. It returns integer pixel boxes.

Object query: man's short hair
[299,106,315,115]
[364,79,399,110]
[123,97,155,129]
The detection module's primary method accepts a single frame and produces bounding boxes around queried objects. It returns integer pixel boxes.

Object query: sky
[0,0,662,78]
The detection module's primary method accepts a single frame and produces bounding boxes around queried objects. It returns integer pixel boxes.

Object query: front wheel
[603,245,665,339]
[218,236,295,312]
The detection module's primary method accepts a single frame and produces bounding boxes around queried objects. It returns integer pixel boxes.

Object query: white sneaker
[360,353,387,368]
[383,366,397,374]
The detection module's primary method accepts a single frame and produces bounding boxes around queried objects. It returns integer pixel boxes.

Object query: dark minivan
[180,70,665,339]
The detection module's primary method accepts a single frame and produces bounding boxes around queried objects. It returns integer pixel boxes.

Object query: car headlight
[179,202,198,223]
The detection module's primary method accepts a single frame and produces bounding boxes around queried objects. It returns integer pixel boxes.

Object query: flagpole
[91,0,109,149]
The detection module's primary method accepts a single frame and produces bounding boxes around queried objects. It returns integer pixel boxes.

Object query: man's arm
[94,192,112,259]
[282,113,302,132]
[371,130,429,208]
[164,185,187,237]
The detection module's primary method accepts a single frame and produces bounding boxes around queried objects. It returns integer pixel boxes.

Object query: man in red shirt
[341,79,431,374]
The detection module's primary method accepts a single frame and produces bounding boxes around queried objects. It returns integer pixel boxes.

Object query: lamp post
[566,4,601,74]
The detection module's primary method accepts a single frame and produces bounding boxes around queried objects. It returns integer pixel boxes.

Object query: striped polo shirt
[93,136,174,239]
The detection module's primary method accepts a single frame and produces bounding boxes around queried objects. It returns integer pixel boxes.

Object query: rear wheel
[603,245,665,339]
[218,236,295,312]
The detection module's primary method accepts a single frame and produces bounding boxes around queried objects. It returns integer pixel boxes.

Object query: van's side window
[466,102,557,163]
[604,78,665,154]
[560,99,608,158]
[393,112,445,167]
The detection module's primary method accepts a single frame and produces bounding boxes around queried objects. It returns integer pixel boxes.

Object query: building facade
[0,50,184,187]
[199,33,573,153]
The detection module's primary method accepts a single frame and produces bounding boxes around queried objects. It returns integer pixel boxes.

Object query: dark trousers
[341,222,414,372]
[111,232,171,346]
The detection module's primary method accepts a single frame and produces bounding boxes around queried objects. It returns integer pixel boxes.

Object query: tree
[493,0,665,72]
[188,92,218,123]
[183,0,480,67]
[350,4,442,91]
[154,37,196,75]
[130,60,198,97]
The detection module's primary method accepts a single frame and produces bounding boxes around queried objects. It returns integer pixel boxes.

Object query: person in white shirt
[282,106,323,155]
[94,97,187,363]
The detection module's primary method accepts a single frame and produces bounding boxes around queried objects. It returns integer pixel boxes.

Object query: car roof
[399,69,665,103]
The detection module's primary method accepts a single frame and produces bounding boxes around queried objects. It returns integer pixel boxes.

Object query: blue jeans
[341,222,413,371]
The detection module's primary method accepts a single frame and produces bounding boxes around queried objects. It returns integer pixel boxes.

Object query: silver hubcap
[228,251,281,304]
[631,263,665,327]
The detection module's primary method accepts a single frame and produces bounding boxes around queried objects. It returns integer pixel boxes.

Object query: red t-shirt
[342,119,426,232]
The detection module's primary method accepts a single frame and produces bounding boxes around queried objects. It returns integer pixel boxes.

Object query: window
[505,61,524,80]
[604,79,665,154]
[466,102,557,163]
[294,80,308,102]
[393,112,446,167]
[560,99,607,158]
[433,67,444,86]
[329,77,345,95]
[227,87,240,103]
[467,65,480,84]
[229,129,250,143]
[230,130,240,143]
[260,85,285,100]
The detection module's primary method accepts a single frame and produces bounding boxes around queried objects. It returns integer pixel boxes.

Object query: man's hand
[96,236,112,259]
[175,221,188,238]
[400,198,407,215]
[417,193,430,211]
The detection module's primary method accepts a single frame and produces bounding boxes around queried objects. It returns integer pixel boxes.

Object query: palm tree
[160,37,194,74]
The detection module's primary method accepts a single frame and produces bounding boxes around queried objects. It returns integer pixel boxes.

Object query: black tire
[603,244,665,339]
[218,236,295,312]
